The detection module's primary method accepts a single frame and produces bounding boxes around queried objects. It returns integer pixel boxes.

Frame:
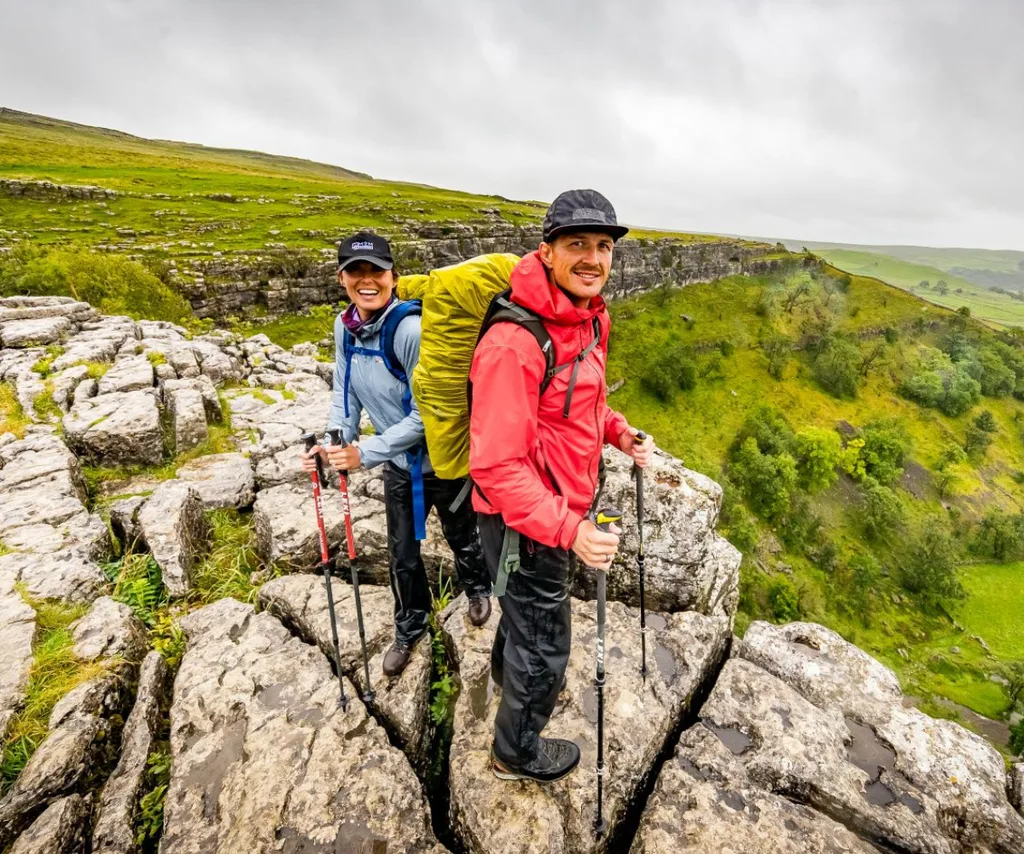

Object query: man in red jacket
[469,189,654,783]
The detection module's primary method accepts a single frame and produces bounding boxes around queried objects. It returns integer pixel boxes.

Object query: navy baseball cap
[337,231,394,271]
[542,189,629,243]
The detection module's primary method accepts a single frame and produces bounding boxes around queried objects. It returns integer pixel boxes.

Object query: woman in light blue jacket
[303,231,492,677]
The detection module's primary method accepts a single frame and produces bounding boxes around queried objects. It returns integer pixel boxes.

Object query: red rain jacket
[469,250,630,551]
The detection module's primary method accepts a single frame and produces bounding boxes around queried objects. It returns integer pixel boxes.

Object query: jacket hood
[509,251,607,326]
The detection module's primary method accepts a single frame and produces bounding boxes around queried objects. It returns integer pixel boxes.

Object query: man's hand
[571,519,621,570]
[326,442,362,473]
[620,427,655,468]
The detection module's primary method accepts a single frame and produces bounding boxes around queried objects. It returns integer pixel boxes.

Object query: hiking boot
[468,595,492,626]
[491,737,581,783]
[383,641,414,677]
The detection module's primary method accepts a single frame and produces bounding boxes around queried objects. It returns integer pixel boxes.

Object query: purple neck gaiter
[342,296,395,336]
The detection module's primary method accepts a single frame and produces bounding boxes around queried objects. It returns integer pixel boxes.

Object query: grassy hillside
[606,261,1024,748]
[814,248,1024,328]
[0,109,727,269]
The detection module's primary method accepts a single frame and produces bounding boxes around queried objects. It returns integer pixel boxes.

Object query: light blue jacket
[326,301,433,474]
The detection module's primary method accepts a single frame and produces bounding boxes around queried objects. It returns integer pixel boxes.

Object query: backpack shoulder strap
[476,289,557,393]
[380,299,422,385]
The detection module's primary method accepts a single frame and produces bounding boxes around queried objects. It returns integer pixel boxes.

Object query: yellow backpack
[397,254,520,479]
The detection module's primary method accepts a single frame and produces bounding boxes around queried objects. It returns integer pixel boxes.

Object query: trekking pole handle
[325,428,349,476]
[303,432,328,485]
[593,508,623,534]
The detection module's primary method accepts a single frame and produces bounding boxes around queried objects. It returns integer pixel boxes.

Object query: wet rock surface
[259,573,433,766]
[91,652,170,854]
[631,723,878,853]
[571,451,740,616]
[162,598,442,853]
[688,646,1024,854]
[442,592,731,853]
[7,793,92,854]
[736,621,1024,852]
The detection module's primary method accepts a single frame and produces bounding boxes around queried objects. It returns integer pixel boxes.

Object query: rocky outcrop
[162,598,443,853]
[662,622,1024,854]
[167,386,208,453]
[91,652,170,854]
[64,389,164,466]
[0,572,35,741]
[0,432,107,559]
[0,671,132,843]
[631,723,877,853]
[175,452,255,509]
[0,550,107,605]
[259,574,433,766]
[1011,763,1023,815]
[443,593,731,853]
[71,596,148,663]
[7,794,92,854]
[572,451,740,616]
[137,482,209,597]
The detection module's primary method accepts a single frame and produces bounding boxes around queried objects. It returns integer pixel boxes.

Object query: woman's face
[339,261,396,318]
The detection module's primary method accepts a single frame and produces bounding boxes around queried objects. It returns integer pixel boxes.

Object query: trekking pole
[303,432,349,712]
[634,430,648,683]
[325,428,374,703]
[591,506,623,839]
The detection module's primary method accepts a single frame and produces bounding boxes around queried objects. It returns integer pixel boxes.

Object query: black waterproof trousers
[382,463,491,646]
[478,511,575,767]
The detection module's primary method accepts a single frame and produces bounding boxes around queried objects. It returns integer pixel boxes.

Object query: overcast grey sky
[2,0,1022,249]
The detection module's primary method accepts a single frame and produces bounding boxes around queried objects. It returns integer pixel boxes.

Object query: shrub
[730,437,798,523]
[941,368,981,416]
[640,344,697,401]
[794,427,842,492]
[859,477,906,541]
[1011,719,1024,756]
[975,348,1015,397]
[760,330,791,380]
[847,552,881,615]
[732,406,794,458]
[767,576,801,622]
[900,370,945,409]
[812,337,861,398]
[899,528,964,608]
[964,424,993,460]
[860,420,909,486]
[0,246,192,324]
[972,511,1024,561]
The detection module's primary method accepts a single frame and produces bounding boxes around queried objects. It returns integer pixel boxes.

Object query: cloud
[1,0,1022,248]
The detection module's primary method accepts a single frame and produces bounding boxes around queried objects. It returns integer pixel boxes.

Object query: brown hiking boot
[382,642,413,677]
[468,595,492,626]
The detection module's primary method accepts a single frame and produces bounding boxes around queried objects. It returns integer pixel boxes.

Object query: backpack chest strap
[547,316,602,419]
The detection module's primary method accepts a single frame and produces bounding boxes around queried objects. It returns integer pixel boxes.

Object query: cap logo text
[351,241,375,250]
[572,208,607,223]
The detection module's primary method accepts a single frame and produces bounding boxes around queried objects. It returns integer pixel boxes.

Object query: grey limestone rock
[0,572,35,741]
[167,386,207,453]
[175,452,254,509]
[91,652,170,854]
[8,794,92,854]
[63,390,163,467]
[160,598,441,854]
[571,450,739,617]
[138,481,209,597]
[96,355,153,395]
[0,316,72,347]
[443,593,730,854]
[259,573,433,766]
[72,596,148,664]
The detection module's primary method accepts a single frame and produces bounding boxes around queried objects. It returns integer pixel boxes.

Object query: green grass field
[0,109,718,275]
[815,249,1024,328]
[605,267,1024,736]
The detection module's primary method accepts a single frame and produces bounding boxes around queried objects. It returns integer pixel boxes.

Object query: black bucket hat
[542,189,629,243]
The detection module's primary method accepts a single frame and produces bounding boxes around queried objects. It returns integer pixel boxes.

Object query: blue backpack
[341,300,428,541]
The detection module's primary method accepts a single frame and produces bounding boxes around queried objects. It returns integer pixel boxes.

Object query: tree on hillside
[898,527,964,609]
[973,510,1024,561]
[813,337,861,398]
[859,477,906,541]
[1002,661,1024,710]
[794,428,842,493]
[859,339,888,377]
[760,330,792,380]
[729,437,798,523]
[935,280,950,295]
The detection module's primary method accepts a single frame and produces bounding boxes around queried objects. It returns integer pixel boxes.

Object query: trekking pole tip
[593,817,608,837]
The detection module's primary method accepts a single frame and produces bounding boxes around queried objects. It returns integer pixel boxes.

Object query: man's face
[538,231,615,305]
[339,261,396,317]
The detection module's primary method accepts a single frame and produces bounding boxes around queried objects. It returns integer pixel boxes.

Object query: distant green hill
[811,248,1024,328]
[606,262,1024,747]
